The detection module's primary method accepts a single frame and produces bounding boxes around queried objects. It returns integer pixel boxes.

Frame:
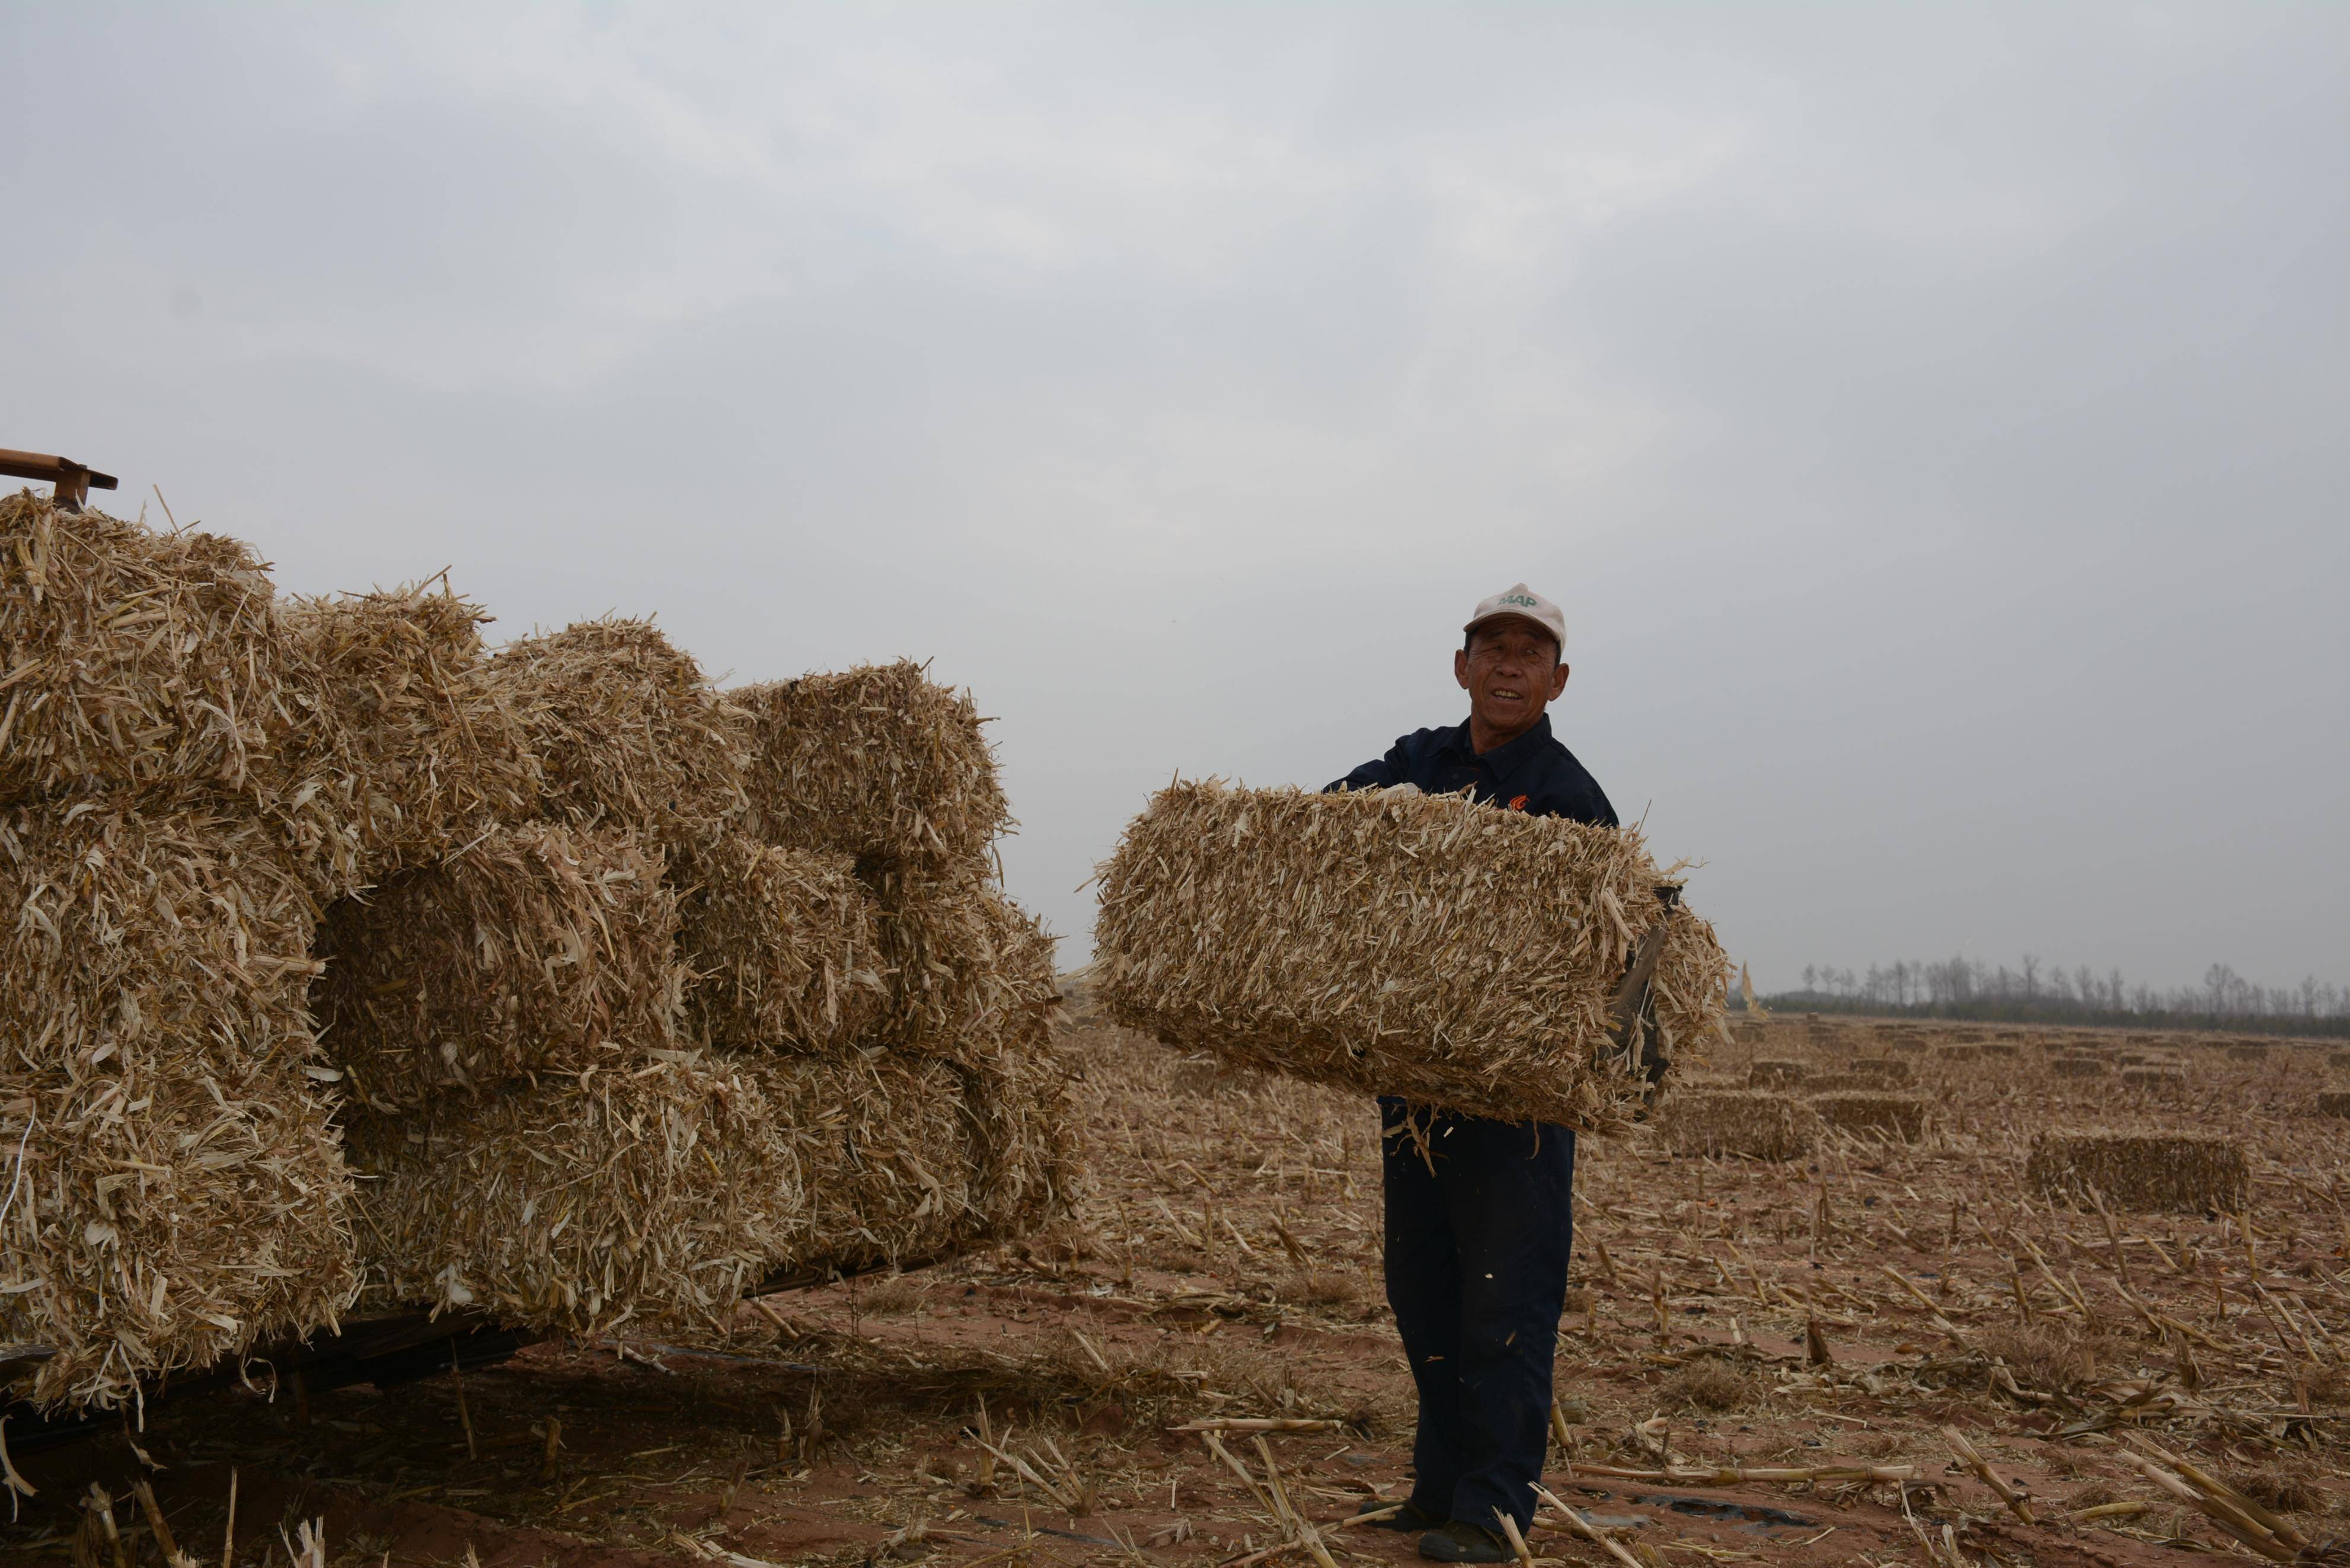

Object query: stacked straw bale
[1663,1091,1815,1161]
[1093,781,1728,1134]
[0,491,291,802]
[733,662,1009,870]
[311,824,685,1112]
[280,583,540,880]
[2027,1131,2248,1213]
[1748,1059,1806,1088]
[0,797,356,1409]
[1813,1093,1928,1142]
[675,832,887,1052]
[491,618,749,855]
[346,1050,978,1339]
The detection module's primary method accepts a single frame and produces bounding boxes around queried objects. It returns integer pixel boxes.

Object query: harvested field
[1662,1089,1813,1160]
[2028,1130,2250,1213]
[492,617,749,854]
[281,580,541,879]
[676,832,886,1052]
[734,662,1010,868]
[1096,780,1727,1132]
[10,1008,2350,1568]
[310,823,685,1111]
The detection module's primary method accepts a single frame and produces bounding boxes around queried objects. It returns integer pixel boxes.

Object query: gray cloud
[4,2,2343,988]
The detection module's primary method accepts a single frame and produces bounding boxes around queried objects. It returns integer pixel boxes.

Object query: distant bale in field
[0,1064,356,1412]
[0,492,292,804]
[311,824,685,1112]
[346,1050,979,1339]
[1664,1091,1815,1161]
[493,618,748,855]
[0,798,321,1073]
[675,833,886,1053]
[2121,1067,2187,1091]
[734,662,1010,870]
[1813,1093,1928,1142]
[2316,1091,2350,1119]
[1748,1058,1806,1088]
[2051,1056,2109,1078]
[1094,781,1727,1134]
[2227,1042,2271,1062]
[2327,1050,2350,1071]
[1936,1044,1981,1064]
[1978,1042,2019,1058]
[1851,1056,1914,1084]
[282,582,541,879]
[2027,1131,2248,1213]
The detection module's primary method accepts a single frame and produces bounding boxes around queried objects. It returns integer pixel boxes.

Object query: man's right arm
[1326,734,1415,794]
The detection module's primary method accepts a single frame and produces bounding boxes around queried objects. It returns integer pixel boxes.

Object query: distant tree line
[1749,955,2350,1039]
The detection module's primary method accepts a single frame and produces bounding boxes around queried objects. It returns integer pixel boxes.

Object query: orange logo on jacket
[1508,795,1529,812]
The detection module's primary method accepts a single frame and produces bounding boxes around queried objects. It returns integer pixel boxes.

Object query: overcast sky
[5,3,2343,992]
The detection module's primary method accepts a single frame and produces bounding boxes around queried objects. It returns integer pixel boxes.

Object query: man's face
[1454,617,1569,740]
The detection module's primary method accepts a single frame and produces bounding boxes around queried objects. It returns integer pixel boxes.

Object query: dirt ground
[7,1010,2350,1568]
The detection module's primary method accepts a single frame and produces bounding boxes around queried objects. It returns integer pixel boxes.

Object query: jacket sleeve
[1326,735,1412,794]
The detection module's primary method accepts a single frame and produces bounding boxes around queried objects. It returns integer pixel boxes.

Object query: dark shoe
[1357,1499,1442,1532]
[1419,1521,1514,1563]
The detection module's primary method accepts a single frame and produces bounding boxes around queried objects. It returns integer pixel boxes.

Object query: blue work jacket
[1327,713,1617,827]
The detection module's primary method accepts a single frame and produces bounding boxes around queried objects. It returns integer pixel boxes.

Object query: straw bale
[2328,1051,2350,1072]
[2027,1131,2248,1214]
[346,1049,979,1339]
[0,492,293,804]
[1850,1056,1914,1084]
[676,833,886,1052]
[311,824,685,1112]
[2316,1091,2350,1120]
[1748,1059,1806,1088]
[1936,1044,1982,1062]
[871,870,1064,1066]
[954,1037,1083,1241]
[2122,1068,2188,1091]
[733,662,1008,868]
[1663,1091,1815,1161]
[1094,781,1726,1134]
[2226,1042,2270,1062]
[2051,1056,2109,1078]
[492,618,748,854]
[0,1062,355,1411]
[0,797,323,1074]
[280,583,539,879]
[1812,1093,1928,1142]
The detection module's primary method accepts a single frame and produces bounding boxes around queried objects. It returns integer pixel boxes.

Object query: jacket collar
[1441,713,1554,783]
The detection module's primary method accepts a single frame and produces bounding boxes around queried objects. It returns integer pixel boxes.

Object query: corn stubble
[1094,781,1727,1133]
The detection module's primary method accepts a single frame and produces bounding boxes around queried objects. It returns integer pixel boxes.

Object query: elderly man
[1329,585,1615,1563]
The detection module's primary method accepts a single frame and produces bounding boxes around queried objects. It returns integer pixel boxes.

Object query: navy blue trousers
[1380,1100,1574,1534]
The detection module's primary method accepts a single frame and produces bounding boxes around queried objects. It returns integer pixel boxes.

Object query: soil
[5,1012,2347,1568]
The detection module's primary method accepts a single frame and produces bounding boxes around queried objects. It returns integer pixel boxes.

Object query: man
[1329,584,1615,1564]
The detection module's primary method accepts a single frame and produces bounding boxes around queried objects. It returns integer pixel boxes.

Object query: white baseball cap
[1463,583,1566,651]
